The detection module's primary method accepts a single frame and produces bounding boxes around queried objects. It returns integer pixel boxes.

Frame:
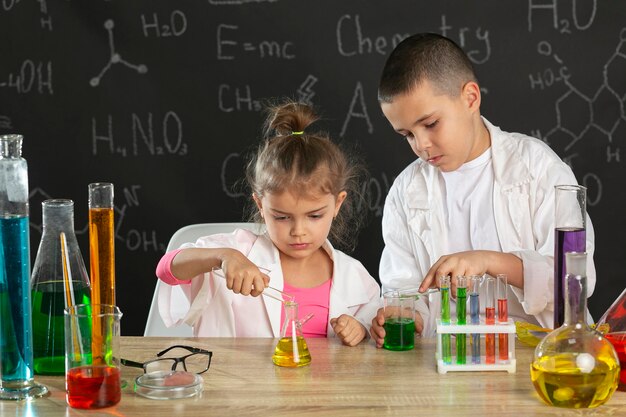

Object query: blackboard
[1,0,624,335]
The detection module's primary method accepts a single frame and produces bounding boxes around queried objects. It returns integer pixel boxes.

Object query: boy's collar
[483,117,533,189]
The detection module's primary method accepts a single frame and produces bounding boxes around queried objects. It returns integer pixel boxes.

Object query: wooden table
[1,336,624,416]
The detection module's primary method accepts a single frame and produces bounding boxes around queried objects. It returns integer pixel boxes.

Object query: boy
[370,33,596,343]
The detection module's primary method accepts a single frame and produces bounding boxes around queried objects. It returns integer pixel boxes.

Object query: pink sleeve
[155,249,190,286]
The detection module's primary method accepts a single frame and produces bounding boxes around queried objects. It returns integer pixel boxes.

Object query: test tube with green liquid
[440,275,451,364]
[456,276,467,364]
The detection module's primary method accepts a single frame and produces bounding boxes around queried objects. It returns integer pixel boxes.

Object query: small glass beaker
[383,291,415,351]
[272,301,312,367]
[64,304,123,409]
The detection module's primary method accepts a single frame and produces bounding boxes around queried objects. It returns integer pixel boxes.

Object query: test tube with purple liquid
[554,185,586,328]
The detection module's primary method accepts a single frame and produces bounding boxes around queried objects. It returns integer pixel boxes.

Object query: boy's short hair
[378,33,478,103]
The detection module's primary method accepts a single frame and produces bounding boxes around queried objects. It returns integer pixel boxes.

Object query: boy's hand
[330,314,366,346]
[220,249,270,296]
[369,307,386,348]
[419,250,489,296]
[419,250,523,295]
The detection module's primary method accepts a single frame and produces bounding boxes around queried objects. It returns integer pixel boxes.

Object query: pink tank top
[281,279,331,338]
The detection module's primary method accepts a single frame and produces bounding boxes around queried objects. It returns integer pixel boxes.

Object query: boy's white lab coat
[158,229,382,337]
[380,118,596,337]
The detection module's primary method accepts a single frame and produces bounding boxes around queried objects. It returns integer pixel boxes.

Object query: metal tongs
[211,266,295,303]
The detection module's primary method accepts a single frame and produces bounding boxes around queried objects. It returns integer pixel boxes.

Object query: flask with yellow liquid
[272,301,312,367]
[531,252,620,408]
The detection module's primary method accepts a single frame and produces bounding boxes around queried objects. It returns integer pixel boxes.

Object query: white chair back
[144,222,262,336]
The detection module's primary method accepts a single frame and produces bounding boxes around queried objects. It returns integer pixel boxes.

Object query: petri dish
[134,371,203,400]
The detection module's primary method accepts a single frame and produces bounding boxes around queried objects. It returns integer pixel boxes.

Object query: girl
[156,101,381,346]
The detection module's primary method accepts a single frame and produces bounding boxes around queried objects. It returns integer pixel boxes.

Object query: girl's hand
[330,315,366,346]
[220,249,270,296]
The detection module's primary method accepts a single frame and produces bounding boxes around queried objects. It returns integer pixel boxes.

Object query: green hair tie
[291,131,304,135]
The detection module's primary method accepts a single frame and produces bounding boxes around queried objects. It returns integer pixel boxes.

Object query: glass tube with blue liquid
[469,275,481,364]
[0,134,48,400]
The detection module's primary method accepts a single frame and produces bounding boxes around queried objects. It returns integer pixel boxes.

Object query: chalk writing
[535,29,626,156]
[2,0,21,11]
[530,28,626,207]
[221,152,246,198]
[336,14,408,57]
[439,15,491,64]
[92,111,188,157]
[340,82,373,137]
[117,185,166,252]
[358,172,392,218]
[0,60,53,94]
[37,0,52,30]
[141,10,187,38]
[90,20,148,87]
[218,84,262,112]
[528,40,571,90]
[528,0,597,32]
[217,24,295,60]
[297,75,318,105]
[0,115,12,130]
[29,185,166,252]
[582,173,602,207]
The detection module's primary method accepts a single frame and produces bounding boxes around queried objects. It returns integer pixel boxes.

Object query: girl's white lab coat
[380,118,596,337]
[158,229,382,337]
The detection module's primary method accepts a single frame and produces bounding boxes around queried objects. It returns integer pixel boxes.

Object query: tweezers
[386,287,441,298]
[211,267,295,302]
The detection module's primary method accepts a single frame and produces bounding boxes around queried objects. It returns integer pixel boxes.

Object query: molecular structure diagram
[90,19,148,87]
[542,27,626,157]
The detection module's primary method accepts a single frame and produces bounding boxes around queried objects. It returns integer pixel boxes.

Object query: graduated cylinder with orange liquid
[88,183,115,364]
[88,183,115,307]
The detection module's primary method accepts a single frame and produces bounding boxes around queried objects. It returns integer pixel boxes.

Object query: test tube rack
[435,318,516,374]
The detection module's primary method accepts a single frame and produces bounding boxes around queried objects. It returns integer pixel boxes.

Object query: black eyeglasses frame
[121,345,213,375]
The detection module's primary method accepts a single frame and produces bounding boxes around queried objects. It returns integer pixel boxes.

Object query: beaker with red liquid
[66,365,121,408]
[64,304,123,409]
[597,287,626,391]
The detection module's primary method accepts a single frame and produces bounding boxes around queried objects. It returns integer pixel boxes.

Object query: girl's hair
[244,100,366,252]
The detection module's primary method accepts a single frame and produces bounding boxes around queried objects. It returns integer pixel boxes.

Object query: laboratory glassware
[531,252,619,408]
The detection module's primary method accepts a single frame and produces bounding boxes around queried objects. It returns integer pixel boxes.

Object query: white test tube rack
[435,318,516,374]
